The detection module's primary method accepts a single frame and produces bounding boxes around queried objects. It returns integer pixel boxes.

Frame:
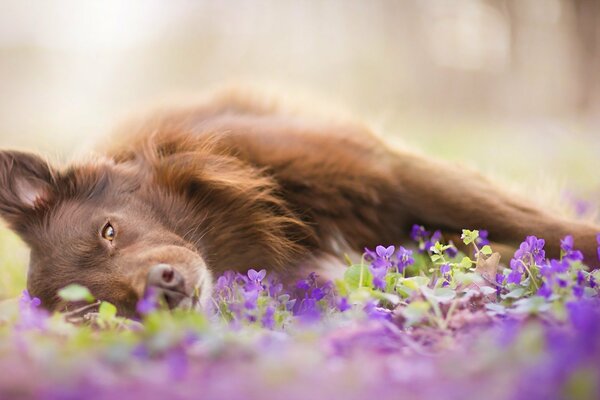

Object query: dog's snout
[146,264,186,309]
[147,263,184,289]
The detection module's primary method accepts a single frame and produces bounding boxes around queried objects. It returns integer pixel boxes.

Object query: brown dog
[0,89,598,317]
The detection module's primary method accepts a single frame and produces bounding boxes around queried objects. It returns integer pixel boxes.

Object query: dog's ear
[0,150,57,233]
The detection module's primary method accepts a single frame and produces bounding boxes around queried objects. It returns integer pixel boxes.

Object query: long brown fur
[0,88,598,315]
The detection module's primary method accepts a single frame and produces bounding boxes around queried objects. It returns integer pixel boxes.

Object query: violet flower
[396,246,414,272]
[16,290,48,331]
[137,286,159,315]
[560,235,584,262]
[261,306,275,329]
[337,297,351,312]
[363,301,392,321]
[514,236,546,265]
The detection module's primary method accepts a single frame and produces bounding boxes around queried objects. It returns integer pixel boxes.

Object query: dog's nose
[146,264,186,309]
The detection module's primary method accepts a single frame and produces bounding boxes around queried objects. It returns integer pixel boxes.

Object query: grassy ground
[0,229,27,300]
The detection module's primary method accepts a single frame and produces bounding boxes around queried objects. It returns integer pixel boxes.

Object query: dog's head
[0,150,212,317]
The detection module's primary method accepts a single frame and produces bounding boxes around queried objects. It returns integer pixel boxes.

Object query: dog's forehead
[61,161,142,197]
[38,166,144,231]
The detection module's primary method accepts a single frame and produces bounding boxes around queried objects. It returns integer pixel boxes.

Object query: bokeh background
[1,0,599,298]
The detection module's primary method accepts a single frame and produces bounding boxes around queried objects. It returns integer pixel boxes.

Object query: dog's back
[107,88,600,269]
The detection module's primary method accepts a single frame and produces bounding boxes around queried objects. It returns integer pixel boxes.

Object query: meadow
[0,156,599,399]
[2,2,600,398]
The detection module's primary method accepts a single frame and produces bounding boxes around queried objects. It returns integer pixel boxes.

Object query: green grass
[0,228,28,300]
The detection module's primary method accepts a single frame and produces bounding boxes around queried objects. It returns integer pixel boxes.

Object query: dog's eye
[101,223,115,242]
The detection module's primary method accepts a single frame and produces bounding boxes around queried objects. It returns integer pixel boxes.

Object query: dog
[0,89,598,317]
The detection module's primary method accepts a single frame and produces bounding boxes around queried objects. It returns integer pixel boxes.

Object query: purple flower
[247,269,266,283]
[376,245,395,259]
[137,287,159,315]
[410,225,442,253]
[311,287,326,301]
[561,235,575,252]
[396,246,414,271]
[495,273,505,286]
[507,269,523,285]
[246,269,267,291]
[296,272,317,291]
[495,273,505,296]
[131,343,150,360]
[476,230,490,247]
[439,263,452,286]
[514,236,546,265]
[267,277,283,298]
[440,263,451,275]
[243,288,259,310]
[537,282,552,298]
[19,289,41,309]
[410,224,428,242]
[597,234,600,261]
[567,300,600,340]
[424,230,442,254]
[17,290,48,331]
[363,247,377,262]
[261,306,275,329]
[571,270,586,299]
[165,347,188,380]
[576,270,585,286]
[370,267,387,291]
[370,245,395,270]
[363,301,392,321]
[366,245,399,290]
[560,235,584,262]
[337,297,351,312]
[556,278,568,288]
[215,271,236,295]
[445,243,458,258]
[549,259,569,275]
[294,298,321,323]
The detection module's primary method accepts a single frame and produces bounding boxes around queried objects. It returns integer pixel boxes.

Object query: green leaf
[461,229,479,245]
[460,257,473,269]
[453,271,483,286]
[98,301,117,320]
[400,276,430,290]
[480,245,493,255]
[396,276,430,297]
[344,264,373,289]
[58,284,95,303]
[485,303,506,314]
[480,286,497,296]
[502,287,526,299]
[349,287,373,303]
[370,290,400,305]
[510,296,551,314]
[421,286,456,304]
[402,300,430,327]
[430,254,443,263]
[431,242,444,255]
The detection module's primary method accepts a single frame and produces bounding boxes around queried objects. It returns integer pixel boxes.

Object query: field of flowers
[0,223,599,400]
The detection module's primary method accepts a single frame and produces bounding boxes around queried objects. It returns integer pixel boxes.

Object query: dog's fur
[0,89,598,316]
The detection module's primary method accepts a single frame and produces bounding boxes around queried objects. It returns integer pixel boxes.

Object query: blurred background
[0,0,599,297]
